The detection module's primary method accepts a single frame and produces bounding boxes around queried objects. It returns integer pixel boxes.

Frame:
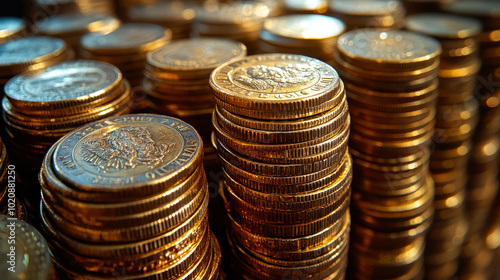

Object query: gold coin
[0,17,25,43]
[210,53,341,115]
[35,13,119,37]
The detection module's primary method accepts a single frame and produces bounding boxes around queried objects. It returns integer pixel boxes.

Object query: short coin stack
[80,23,171,87]
[443,2,500,277]
[2,60,132,212]
[258,14,345,65]
[210,54,352,279]
[39,114,222,280]
[328,0,405,31]
[192,1,270,54]
[35,12,120,51]
[126,1,196,39]
[0,36,72,96]
[333,30,441,280]
[144,38,247,174]
[0,17,25,43]
[405,13,483,280]
[0,215,56,280]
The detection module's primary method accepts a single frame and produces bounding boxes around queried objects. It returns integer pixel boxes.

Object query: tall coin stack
[333,30,441,280]
[144,38,246,178]
[328,0,405,31]
[35,13,120,51]
[258,14,345,65]
[210,54,352,279]
[0,36,71,96]
[80,23,171,87]
[1,215,56,280]
[2,60,132,214]
[126,1,196,40]
[405,13,482,280]
[192,1,270,54]
[442,2,500,277]
[0,17,25,43]
[39,114,222,280]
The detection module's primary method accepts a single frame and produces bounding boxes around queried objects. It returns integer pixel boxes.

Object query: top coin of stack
[284,0,328,14]
[210,53,352,279]
[0,215,56,280]
[0,36,72,96]
[258,14,345,65]
[192,1,270,54]
[126,1,196,39]
[35,12,120,51]
[334,29,441,280]
[33,0,116,15]
[39,114,221,280]
[328,0,405,31]
[0,17,25,43]
[80,23,171,87]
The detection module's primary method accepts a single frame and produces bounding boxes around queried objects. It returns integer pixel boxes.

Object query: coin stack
[442,2,500,278]
[0,36,72,96]
[0,17,25,43]
[2,60,132,214]
[405,13,482,280]
[33,0,116,15]
[258,14,345,65]
[192,1,270,54]
[125,1,196,39]
[210,53,352,279]
[80,23,171,87]
[328,0,405,31]
[333,30,440,280]
[39,114,222,280]
[283,0,328,14]
[144,38,246,175]
[35,12,120,51]
[0,215,56,280]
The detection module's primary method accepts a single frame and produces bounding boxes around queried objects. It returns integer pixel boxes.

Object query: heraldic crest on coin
[80,126,174,172]
[234,64,316,92]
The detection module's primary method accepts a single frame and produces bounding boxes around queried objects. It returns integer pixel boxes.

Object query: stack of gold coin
[80,23,171,87]
[328,0,405,31]
[0,36,72,96]
[333,29,441,280]
[35,12,120,51]
[258,14,345,65]
[2,60,132,214]
[405,13,482,280]
[210,53,352,279]
[192,1,270,54]
[0,17,26,43]
[39,114,221,280]
[0,215,56,280]
[283,0,328,14]
[33,0,116,15]
[144,38,246,173]
[125,1,196,40]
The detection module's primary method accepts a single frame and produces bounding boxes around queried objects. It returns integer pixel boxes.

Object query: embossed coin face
[81,23,169,52]
[5,60,120,104]
[148,38,247,71]
[0,36,65,66]
[210,54,339,110]
[0,216,52,280]
[36,13,120,35]
[337,30,441,65]
[405,13,482,39]
[263,15,345,40]
[0,17,25,39]
[52,114,202,192]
